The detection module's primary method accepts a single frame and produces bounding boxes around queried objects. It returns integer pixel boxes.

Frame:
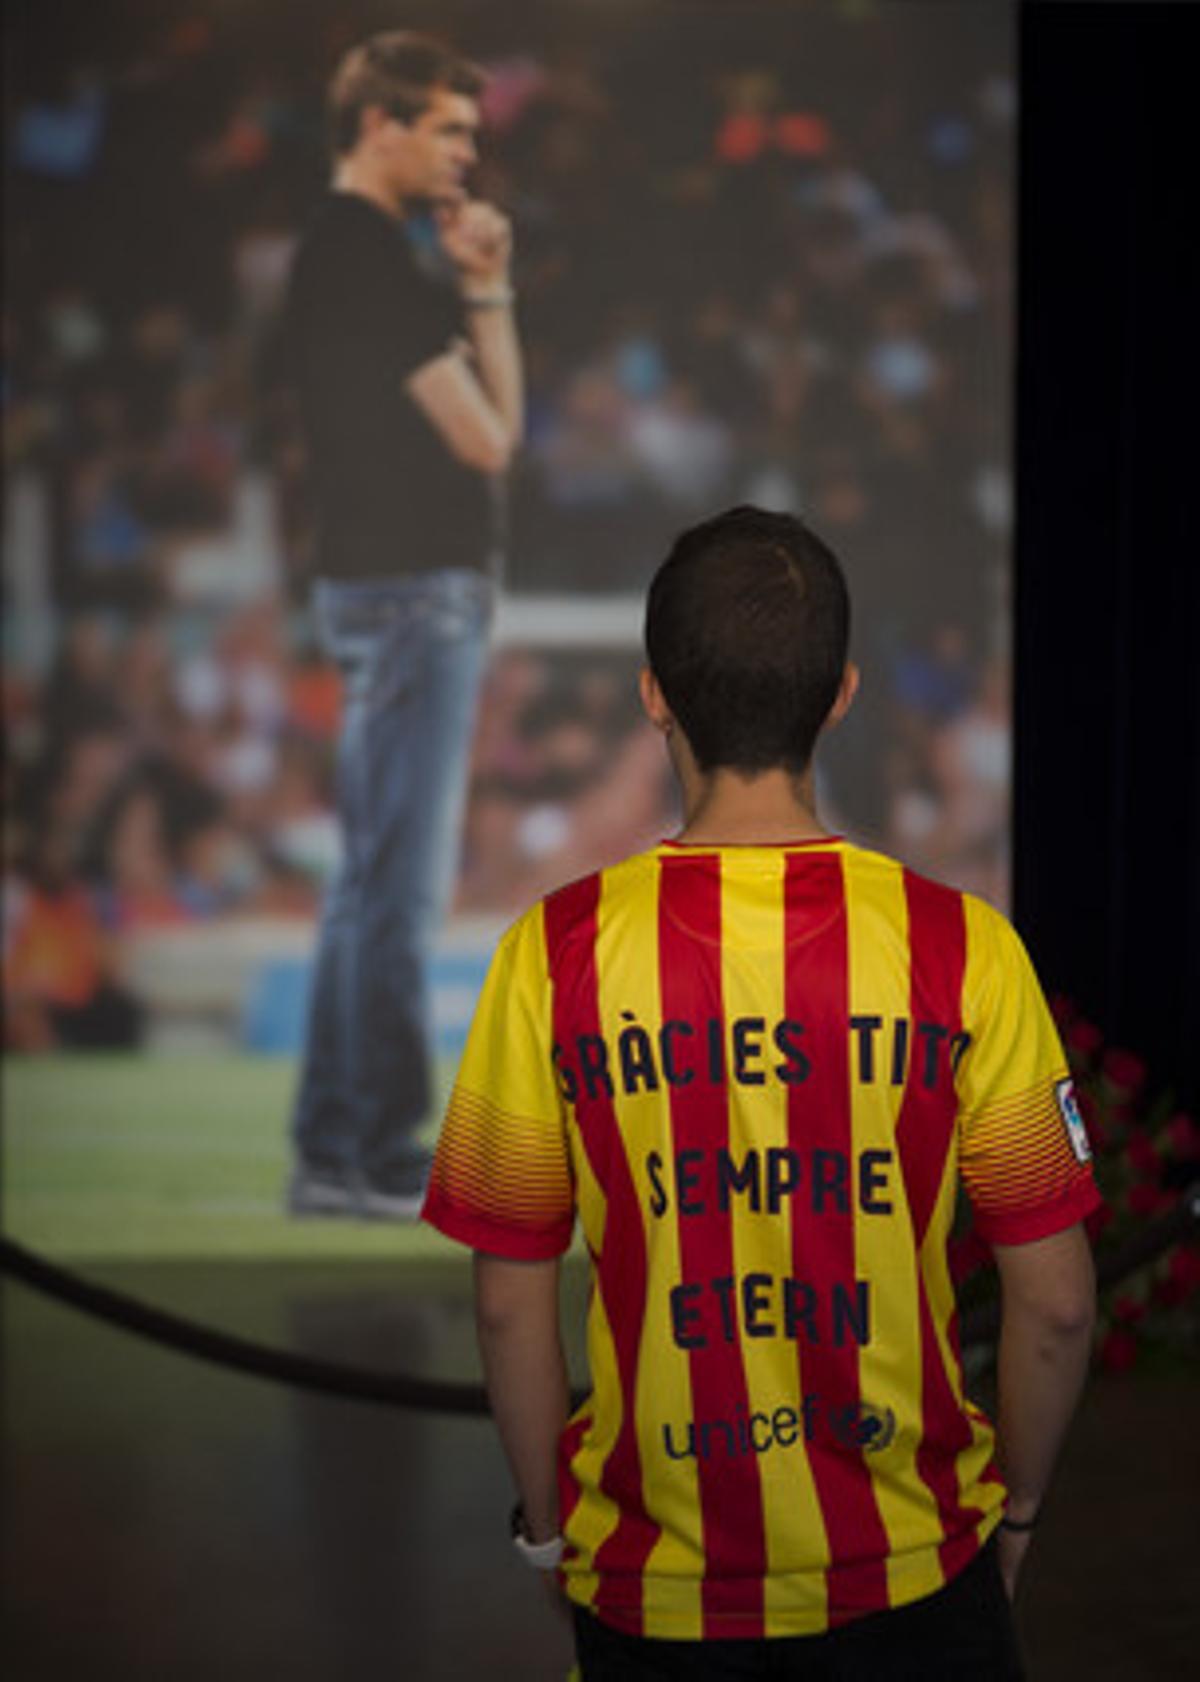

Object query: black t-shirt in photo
[286,191,492,580]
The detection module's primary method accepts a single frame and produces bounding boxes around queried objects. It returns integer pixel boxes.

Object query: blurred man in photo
[285,32,523,1219]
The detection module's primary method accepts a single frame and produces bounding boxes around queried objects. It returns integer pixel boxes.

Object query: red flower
[1111,1294,1146,1325]
[1065,1018,1103,1059]
[1048,993,1074,1026]
[1125,1130,1161,1180]
[1101,1048,1147,1096]
[1168,1244,1200,1293]
[1129,1183,1172,1218]
[1153,1275,1184,1308]
[1148,1246,1200,1309]
[1099,1326,1139,1372]
[1166,1111,1200,1163]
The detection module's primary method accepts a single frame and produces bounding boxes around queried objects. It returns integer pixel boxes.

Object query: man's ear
[826,662,860,728]
[359,103,389,142]
[639,666,674,735]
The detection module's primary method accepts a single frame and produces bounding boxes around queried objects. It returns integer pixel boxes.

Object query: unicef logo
[660,1394,900,1464]
[848,1399,895,1453]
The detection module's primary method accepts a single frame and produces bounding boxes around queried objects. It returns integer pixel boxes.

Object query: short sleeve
[291,204,459,399]
[957,900,1102,1246]
[422,903,575,1259]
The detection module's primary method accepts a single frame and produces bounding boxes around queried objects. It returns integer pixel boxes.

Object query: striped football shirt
[422,838,1101,1639]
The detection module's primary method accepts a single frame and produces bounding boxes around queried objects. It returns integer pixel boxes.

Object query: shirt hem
[421,1190,572,1260]
[565,1510,1005,1639]
[975,1180,1103,1247]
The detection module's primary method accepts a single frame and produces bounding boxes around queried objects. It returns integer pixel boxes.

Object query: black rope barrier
[3,1181,1197,1413]
[0,1235,494,1416]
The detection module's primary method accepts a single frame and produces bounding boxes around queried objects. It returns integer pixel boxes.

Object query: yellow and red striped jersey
[423,838,1100,1639]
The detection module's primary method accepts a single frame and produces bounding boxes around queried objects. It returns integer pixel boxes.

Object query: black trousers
[572,1539,1024,1682]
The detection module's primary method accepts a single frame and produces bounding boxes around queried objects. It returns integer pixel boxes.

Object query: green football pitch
[3,1052,594,1387]
[3,1052,462,1262]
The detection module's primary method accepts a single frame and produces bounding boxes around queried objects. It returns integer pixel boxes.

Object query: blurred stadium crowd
[4,1,1013,1050]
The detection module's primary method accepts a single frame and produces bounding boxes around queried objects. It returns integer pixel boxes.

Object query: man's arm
[405,197,523,473]
[407,351,515,472]
[991,1223,1096,1597]
[461,285,523,448]
[473,1251,570,1543]
[441,199,523,446]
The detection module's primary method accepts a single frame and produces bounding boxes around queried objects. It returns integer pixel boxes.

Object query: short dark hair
[328,31,486,156]
[644,506,850,775]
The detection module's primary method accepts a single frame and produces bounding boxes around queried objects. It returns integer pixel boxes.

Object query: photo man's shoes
[285,1161,431,1221]
[285,1166,361,1218]
[357,1176,428,1222]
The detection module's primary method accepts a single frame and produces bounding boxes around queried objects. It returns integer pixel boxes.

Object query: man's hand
[437,199,512,288]
[435,199,523,447]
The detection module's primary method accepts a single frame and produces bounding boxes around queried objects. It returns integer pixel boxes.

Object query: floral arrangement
[952,998,1200,1373]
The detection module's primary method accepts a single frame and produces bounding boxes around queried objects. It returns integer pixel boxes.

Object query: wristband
[510,1502,564,1570]
[463,287,515,309]
[999,1510,1039,1533]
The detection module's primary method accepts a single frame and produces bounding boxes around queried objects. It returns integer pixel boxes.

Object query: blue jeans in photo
[290,569,492,1194]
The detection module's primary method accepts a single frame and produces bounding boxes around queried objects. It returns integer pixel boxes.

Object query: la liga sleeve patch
[1055,1076,1092,1164]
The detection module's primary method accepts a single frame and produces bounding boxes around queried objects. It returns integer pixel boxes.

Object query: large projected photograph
[4,1,1014,1318]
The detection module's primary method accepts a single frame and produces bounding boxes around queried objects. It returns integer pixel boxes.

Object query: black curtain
[1015,2,1200,1109]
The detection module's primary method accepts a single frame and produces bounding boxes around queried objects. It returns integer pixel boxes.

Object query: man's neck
[332,157,405,219]
[674,766,830,846]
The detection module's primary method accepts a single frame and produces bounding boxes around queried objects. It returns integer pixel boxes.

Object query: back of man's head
[645,505,850,776]
[328,31,484,155]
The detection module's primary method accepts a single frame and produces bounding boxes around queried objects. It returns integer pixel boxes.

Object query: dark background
[1015,0,1200,1113]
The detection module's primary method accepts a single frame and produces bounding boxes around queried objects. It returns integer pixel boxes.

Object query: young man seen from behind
[423,506,1098,1679]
